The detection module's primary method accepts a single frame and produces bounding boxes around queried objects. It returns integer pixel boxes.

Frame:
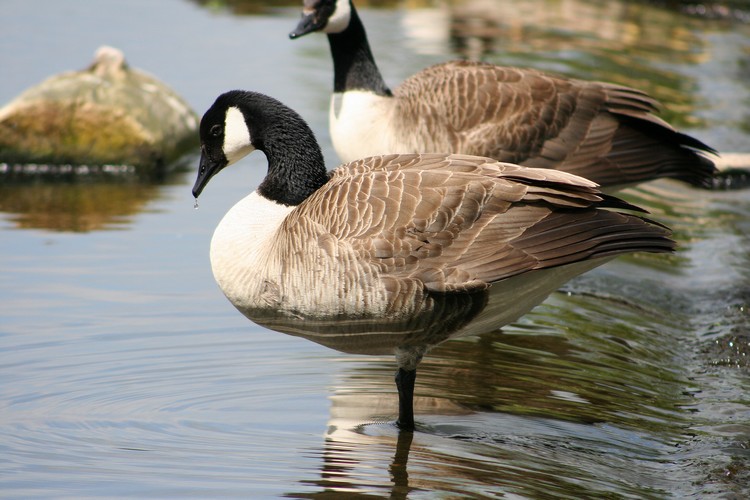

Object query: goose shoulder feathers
[391,61,656,163]
[390,61,711,187]
[285,153,670,293]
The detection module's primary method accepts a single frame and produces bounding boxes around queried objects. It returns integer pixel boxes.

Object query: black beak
[289,12,321,39]
[192,147,226,198]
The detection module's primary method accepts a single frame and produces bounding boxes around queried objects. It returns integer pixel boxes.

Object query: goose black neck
[244,96,329,206]
[327,6,391,96]
[259,131,328,207]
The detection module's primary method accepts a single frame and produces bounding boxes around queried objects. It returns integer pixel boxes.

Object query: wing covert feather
[285,154,672,295]
[391,61,715,187]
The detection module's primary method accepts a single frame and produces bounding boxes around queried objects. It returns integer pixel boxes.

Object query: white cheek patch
[223,106,255,165]
[323,0,351,34]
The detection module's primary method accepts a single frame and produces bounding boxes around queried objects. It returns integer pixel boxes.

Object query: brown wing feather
[393,61,715,188]
[292,154,674,297]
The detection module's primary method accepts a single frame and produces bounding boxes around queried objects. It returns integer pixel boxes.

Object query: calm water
[1,0,749,497]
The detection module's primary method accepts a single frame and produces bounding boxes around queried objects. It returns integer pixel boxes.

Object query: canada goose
[193,90,675,430]
[289,0,716,190]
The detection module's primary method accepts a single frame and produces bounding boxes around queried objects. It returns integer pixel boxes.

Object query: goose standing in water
[193,90,675,431]
[289,0,717,190]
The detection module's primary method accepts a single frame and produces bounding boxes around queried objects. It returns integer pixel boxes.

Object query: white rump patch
[223,106,254,165]
[324,0,352,34]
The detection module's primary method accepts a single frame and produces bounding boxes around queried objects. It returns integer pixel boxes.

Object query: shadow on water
[0,156,196,232]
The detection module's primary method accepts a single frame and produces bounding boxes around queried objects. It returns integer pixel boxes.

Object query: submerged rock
[0,46,198,174]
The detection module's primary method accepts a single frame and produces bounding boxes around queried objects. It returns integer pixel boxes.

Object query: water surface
[1,0,749,497]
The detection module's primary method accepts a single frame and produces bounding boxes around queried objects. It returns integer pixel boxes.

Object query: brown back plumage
[286,153,674,301]
[393,62,715,188]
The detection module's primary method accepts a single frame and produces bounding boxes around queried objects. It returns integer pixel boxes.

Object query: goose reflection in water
[281,281,701,497]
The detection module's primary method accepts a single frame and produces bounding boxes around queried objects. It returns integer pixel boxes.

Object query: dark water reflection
[0,166,192,232]
[1,0,749,498]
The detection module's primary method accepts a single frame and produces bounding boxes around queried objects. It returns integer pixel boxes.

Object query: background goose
[289,0,717,191]
[193,90,675,430]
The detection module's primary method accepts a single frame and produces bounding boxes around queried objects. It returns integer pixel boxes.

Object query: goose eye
[210,124,222,137]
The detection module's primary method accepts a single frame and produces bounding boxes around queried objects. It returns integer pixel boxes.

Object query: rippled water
[1,0,749,497]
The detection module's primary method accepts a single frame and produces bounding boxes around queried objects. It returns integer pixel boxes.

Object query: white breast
[329,91,401,163]
[209,190,393,319]
[209,191,293,311]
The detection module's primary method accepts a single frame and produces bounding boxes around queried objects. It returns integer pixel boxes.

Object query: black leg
[395,367,417,431]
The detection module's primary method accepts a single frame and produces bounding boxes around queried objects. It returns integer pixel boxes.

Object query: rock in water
[0,46,198,173]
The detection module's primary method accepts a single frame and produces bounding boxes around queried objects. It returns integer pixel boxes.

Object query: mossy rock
[0,46,199,174]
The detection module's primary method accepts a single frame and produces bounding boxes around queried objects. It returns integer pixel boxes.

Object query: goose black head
[193,91,256,198]
[289,0,352,38]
